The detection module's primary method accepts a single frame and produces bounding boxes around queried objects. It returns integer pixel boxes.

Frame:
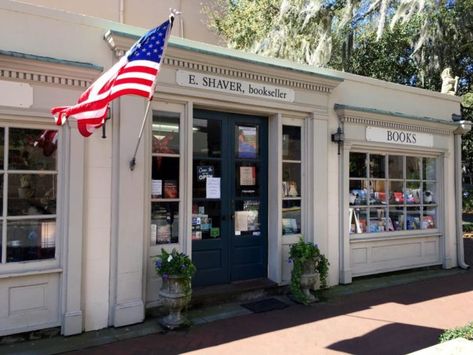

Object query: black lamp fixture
[331,127,344,155]
[452,113,462,122]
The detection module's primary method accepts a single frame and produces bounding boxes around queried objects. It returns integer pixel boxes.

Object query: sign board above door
[176,70,295,102]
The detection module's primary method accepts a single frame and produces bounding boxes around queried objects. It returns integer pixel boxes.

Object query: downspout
[453,120,471,269]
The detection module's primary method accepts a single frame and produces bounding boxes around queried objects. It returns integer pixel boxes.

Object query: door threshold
[191,278,286,308]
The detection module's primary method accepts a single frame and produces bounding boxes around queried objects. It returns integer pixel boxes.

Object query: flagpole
[129,10,179,171]
[129,99,153,170]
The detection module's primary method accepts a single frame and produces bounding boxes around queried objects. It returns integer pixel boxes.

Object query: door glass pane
[234,200,260,237]
[236,125,258,159]
[151,202,178,244]
[9,128,57,170]
[236,162,259,197]
[193,160,221,199]
[7,219,56,262]
[349,153,366,178]
[370,154,385,178]
[389,156,403,179]
[282,126,301,160]
[282,200,301,235]
[282,163,301,198]
[192,201,221,240]
[8,174,57,216]
[152,111,180,154]
[193,119,221,158]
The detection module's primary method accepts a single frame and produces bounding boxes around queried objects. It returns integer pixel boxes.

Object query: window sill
[0,267,62,279]
[350,230,441,243]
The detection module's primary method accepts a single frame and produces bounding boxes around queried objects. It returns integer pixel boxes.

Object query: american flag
[51,18,172,137]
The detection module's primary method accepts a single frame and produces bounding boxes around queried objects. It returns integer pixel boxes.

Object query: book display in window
[349,153,438,235]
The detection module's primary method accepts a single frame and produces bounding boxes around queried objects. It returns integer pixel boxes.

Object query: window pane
[406,207,421,230]
[235,200,260,237]
[350,153,366,178]
[193,119,221,158]
[236,125,258,159]
[350,208,367,234]
[423,158,436,180]
[423,182,436,204]
[282,200,301,235]
[349,180,368,206]
[151,202,178,244]
[192,201,221,240]
[369,208,387,233]
[369,180,386,205]
[389,156,403,179]
[152,111,180,154]
[9,128,57,170]
[406,156,421,180]
[422,207,436,229]
[0,127,4,169]
[7,219,56,262]
[8,174,56,216]
[152,157,179,198]
[405,181,421,204]
[370,154,385,178]
[389,181,404,205]
[282,126,301,160]
[283,163,301,198]
[389,207,404,231]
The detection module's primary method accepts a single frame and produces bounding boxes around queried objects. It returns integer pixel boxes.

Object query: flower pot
[299,260,318,303]
[159,275,192,329]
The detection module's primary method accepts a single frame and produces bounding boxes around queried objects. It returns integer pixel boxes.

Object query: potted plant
[289,237,329,305]
[155,248,196,329]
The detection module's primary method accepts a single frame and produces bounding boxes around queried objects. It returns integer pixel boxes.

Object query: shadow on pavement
[75,270,473,355]
[328,322,442,355]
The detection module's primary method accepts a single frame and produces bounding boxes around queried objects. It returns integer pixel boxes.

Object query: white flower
[167,255,173,262]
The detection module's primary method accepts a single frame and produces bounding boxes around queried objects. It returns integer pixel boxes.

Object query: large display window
[349,152,437,235]
[0,127,58,264]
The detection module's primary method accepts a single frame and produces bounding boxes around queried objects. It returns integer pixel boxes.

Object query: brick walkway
[73,268,473,355]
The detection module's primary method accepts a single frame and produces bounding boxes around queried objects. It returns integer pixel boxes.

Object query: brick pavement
[73,269,473,355]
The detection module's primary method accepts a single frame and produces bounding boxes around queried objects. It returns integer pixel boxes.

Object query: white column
[110,96,146,327]
[61,123,85,335]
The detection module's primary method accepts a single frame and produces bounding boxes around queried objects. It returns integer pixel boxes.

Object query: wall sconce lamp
[331,127,344,155]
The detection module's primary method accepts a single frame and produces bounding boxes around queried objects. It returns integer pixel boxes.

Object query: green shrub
[439,322,473,342]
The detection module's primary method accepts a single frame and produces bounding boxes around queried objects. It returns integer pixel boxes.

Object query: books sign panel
[366,127,433,147]
[176,70,295,102]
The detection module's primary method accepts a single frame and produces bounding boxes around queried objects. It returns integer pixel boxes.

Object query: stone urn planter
[289,237,329,305]
[159,275,192,329]
[299,260,318,303]
[155,248,196,330]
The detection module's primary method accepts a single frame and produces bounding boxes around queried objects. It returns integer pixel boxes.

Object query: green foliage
[289,237,329,304]
[439,322,473,342]
[463,223,473,233]
[155,248,196,281]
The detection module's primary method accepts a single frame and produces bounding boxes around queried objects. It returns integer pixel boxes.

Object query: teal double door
[192,110,268,287]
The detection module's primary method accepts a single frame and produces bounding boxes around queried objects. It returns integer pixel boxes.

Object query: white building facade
[0,1,468,336]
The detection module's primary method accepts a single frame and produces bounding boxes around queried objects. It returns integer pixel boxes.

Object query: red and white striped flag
[51,18,172,137]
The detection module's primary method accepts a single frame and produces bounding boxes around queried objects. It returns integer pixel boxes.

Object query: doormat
[241,298,289,313]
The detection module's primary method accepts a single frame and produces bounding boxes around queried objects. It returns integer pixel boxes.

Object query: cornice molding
[335,106,454,136]
[0,52,102,88]
[105,31,338,94]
